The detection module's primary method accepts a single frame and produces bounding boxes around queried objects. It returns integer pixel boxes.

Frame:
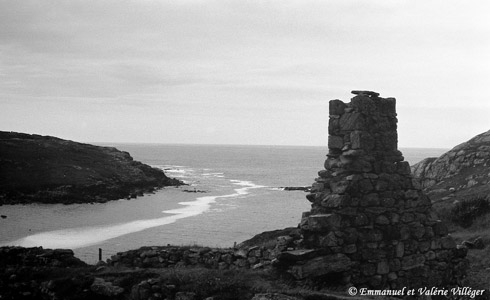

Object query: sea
[0,145,447,263]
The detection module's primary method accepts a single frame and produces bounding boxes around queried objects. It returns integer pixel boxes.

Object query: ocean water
[0,145,447,263]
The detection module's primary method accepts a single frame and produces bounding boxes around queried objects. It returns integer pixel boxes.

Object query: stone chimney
[292,91,468,289]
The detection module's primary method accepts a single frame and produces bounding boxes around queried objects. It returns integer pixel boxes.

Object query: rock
[289,253,352,279]
[175,292,196,300]
[351,90,380,97]
[130,281,152,300]
[463,237,485,249]
[90,278,124,297]
[329,100,347,116]
[412,129,490,203]
[251,293,303,300]
[304,214,341,232]
[276,249,319,262]
[473,237,485,249]
[282,186,311,192]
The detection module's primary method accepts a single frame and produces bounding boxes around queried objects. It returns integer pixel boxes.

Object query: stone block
[369,275,384,288]
[433,221,448,236]
[306,214,341,232]
[361,263,376,276]
[418,241,431,252]
[389,212,400,224]
[277,249,319,262]
[329,99,347,116]
[342,149,364,157]
[441,237,456,249]
[361,248,387,260]
[359,179,374,194]
[379,97,396,115]
[401,213,414,223]
[351,90,380,97]
[435,250,451,261]
[328,135,344,150]
[387,272,398,281]
[330,180,350,194]
[375,215,390,225]
[380,197,394,207]
[395,161,411,175]
[310,182,325,193]
[375,180,389,192]
[343,228,359,244]
[425,251,436,260]
[350,130,375,151]
[353,213,369,226]
[343,244,357,254]
[400,226,410,240]
[339,112,365,131]
[401,254,425,270]
[289,254,352,279]
[404,189,418,199]
[328,117,340,135]
[319,231,341,247]
[411,223,425,239]
[364,193,380,206]
[321,194,350,208]
[324,158,341,169]
[318,169,332,178]
[377,260,390,274]
[351,95,376,114]
[431,239,442,250]
[389,259,401,272]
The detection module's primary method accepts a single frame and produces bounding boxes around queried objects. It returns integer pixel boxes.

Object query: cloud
[0,0,489,146]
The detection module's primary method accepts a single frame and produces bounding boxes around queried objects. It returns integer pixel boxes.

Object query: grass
[435,198,490,294]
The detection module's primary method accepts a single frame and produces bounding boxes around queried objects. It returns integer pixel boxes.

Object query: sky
[1,0,489,148]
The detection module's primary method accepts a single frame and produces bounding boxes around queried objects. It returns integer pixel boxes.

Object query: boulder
[90,278,124,297]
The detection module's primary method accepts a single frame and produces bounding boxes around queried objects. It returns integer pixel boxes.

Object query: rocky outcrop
[412,129,490,202]
[0,131,183,204]
[278,91,468,289]
[0,246,87,268]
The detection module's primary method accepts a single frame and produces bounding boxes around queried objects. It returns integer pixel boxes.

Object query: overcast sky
[1,0,489,148]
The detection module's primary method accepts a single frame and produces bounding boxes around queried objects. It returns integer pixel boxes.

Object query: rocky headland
[412,129,490,203]
[0,131,183,205]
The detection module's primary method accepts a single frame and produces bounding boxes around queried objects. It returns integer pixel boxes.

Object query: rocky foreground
[412,129,490,203]
[0,131,183,205]
[0,232,359,300]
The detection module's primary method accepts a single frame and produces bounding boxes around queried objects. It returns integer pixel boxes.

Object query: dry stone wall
[294,91,468,289]
[107,245,277,271]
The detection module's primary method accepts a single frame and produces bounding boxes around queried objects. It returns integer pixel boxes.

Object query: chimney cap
[351,90,380,97]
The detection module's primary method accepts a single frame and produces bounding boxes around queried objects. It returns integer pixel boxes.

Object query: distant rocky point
[280,186,311,192]
[0,131,183,205]
[412,129,490,203]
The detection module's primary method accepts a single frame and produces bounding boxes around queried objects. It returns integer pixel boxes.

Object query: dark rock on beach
[0,131,183,205]
[281,186,311,192]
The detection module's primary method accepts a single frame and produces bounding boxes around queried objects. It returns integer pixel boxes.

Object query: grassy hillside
[0,131,182,204]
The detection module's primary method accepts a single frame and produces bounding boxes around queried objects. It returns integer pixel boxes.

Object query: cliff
[412,129,490,203]
[0,131,182,204]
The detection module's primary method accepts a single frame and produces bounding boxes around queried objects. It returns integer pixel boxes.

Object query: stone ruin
[280,91,468,289]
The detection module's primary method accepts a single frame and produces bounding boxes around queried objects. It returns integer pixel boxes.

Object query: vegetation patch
[450,196,490,228]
